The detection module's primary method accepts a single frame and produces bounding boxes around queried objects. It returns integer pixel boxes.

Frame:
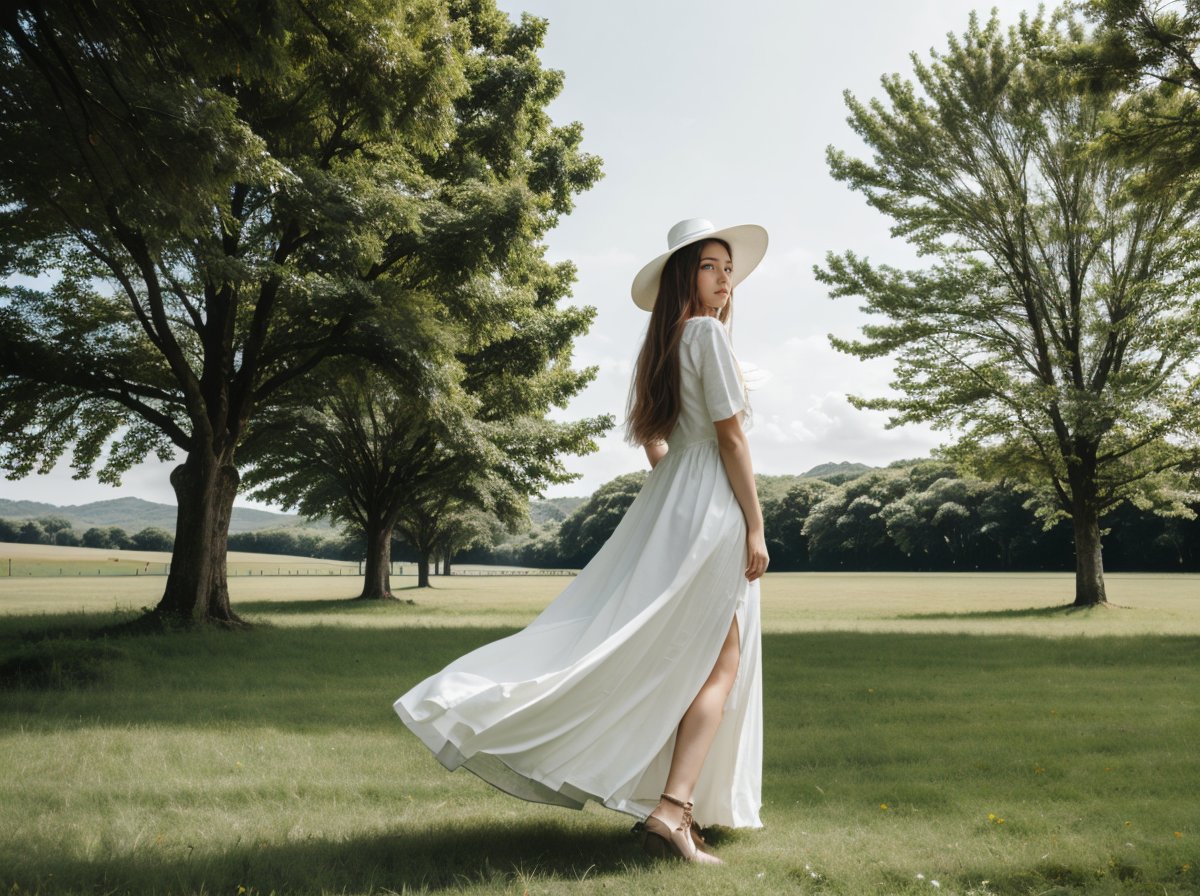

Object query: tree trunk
[359,520,394,599]
[417,554,430,588]
[1071,500,1107,606]
[443,550,452,577]
[154,449,242,625]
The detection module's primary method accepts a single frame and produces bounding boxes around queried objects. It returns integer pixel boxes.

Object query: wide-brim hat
[631,218,768,311]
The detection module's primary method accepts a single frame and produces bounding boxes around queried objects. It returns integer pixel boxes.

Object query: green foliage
[466,461,1199,572]
[554,471,648,568]
[226,527,357,561]
[1,0,465,475]
[804,469,911,569]
[228,2,607,589]
[79,526,131,550]
[131,527,174,553]
[762,479,835,570]
[16,520,48,545]
[818,7,1200,595]
[1065,1,1200,182]
[0,0,602,618]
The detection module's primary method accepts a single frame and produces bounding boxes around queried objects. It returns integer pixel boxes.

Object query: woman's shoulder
[681,315,728,343]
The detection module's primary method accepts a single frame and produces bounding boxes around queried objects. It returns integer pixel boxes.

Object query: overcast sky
[1,0,1047,513]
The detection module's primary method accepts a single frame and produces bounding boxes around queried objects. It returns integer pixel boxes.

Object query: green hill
[800,461,876,483]
[0,496,326,534]
[529,496,587,525]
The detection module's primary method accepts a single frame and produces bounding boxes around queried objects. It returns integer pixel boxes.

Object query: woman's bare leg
[651,616,741,830]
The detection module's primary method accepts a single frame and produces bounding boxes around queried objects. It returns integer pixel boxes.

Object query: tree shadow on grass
[895,603,1103,621]
[7,818,651,894]
[235,593,423,615]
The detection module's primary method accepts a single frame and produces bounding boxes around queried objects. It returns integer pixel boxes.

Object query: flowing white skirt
[394,437,763,828]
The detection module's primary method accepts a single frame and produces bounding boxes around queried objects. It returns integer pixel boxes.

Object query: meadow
[0,566,1197,895]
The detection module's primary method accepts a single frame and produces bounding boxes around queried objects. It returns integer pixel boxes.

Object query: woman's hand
[745,528,769,581]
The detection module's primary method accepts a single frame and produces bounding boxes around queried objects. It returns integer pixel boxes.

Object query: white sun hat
[630,218,769,311]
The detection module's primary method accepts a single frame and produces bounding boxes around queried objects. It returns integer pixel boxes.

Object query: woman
[395,218,769,864]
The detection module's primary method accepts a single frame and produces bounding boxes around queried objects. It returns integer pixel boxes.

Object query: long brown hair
[625,239,732,446]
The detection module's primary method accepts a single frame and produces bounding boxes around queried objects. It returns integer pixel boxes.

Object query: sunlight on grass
[3,570,1198,635]
[1,573,1199,894]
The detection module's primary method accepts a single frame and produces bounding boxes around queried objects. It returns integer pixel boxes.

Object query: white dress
[394,315,763,829]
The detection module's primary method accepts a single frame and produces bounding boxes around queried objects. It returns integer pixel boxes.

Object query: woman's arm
[645,441,668,469]
[713,416,769,581]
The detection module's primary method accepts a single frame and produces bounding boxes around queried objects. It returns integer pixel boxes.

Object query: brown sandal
[641,792,723,864]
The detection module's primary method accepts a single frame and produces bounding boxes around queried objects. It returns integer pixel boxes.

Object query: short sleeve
[693,317,747,422]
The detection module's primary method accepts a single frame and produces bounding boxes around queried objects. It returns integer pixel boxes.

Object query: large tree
[817,9,1200,605]
[239,4,607,597]
[0,0,586,623]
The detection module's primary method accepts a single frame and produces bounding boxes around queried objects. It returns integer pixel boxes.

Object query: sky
[1,0,1048,513]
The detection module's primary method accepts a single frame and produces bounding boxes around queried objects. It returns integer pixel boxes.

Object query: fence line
[1,561,578,578]
[449,569,577,576]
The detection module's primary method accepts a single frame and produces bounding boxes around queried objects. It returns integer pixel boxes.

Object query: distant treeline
[226,528,361,561]
[0,516,174,552]
[0,516,360,561]
[460,460,1200,572]
[8,458,1199,572]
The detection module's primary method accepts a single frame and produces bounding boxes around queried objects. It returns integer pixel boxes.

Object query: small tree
[132,527,174,552]
[0,518,20,543]
[38,516,74,537]
[818,9,1200,605]
[53,528,81,547]
[17,520,49,545]
[81,528,110,549]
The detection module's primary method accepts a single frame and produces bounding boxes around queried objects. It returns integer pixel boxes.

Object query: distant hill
[800,461,876,483]
[530,496,587,525]
[0,496,328,534]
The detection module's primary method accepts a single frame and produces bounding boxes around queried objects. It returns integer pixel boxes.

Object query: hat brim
[631,223,768,311]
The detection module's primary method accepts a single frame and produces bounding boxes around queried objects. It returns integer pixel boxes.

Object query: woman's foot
[641,793,723,865]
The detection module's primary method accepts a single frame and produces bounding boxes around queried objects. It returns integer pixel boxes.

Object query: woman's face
[694,240,733,316]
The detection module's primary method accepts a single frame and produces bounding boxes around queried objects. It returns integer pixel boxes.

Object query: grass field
[0,542,553,584]
[0,542,368,578]
[1,572,1197,895]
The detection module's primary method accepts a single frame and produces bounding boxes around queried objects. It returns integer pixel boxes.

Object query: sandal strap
[659,792,693,810]
[659,792,694,830]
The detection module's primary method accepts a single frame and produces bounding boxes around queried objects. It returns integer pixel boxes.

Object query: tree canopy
[238,8,608,596]
[1066,0,1200,181]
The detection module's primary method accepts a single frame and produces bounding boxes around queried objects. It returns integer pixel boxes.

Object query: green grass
[1,574,1198,895]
